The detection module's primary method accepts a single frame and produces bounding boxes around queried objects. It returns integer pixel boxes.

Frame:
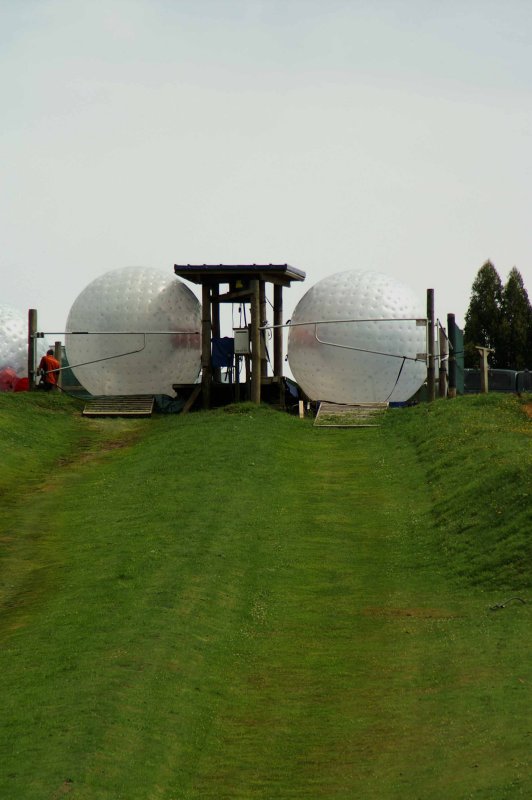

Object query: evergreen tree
[464,261,503,367]
[528,306,532,369]
[499,268,532,369]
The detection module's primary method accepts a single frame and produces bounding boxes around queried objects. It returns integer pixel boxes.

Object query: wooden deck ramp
[314,401,388,428]
[83,396,155,418]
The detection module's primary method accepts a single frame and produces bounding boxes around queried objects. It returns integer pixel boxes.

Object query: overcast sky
[1,0,531,338]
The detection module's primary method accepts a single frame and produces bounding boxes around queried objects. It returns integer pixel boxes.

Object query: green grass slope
[386,393,531,590]
[0,393,530,799]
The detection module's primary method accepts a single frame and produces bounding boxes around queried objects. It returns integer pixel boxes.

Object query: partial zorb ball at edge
[0,303,47,377]
[65,267,201,396]
[287,270,427,404]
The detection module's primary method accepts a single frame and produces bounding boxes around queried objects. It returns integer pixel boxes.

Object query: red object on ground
[0,367,19,391]
[14,376,29,392]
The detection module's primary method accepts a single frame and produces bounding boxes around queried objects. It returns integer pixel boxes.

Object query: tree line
[464,261,531,369]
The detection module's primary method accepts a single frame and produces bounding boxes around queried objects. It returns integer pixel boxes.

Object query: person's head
[47,349,54,356]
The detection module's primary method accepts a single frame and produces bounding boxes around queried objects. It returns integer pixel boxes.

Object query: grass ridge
[0,394,530,799]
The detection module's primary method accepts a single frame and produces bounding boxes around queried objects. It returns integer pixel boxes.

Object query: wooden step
[83,395,155,418]
[314,401,388,428]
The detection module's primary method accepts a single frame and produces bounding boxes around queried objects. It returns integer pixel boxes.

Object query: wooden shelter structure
[173,263,306,407]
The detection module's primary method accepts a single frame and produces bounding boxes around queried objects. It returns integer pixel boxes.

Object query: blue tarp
[212,337,235,368]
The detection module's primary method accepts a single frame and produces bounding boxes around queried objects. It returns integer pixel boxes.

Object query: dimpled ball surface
[287,269,426,403]
[65,267,201,396]
[0,304,47,377]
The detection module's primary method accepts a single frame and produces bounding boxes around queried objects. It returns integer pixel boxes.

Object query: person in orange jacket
[38,349,61,391]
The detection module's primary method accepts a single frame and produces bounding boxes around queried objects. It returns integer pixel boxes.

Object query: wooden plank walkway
[82,396,155,418]
[314,401,388,428]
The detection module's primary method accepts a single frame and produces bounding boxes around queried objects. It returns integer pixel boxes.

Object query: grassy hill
[0,392,530,799]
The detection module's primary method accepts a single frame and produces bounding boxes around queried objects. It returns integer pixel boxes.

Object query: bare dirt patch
[51,779,74,798]
[55,430,141,469]
[521,402,532,419]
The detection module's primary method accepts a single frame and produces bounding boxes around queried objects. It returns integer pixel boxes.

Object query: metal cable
[489,597,528,611]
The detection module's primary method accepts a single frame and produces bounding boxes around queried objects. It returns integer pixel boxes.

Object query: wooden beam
[476,346,493,393]
[215,288,253,303]
[211,284,221,383]
[201,284,212,409]
[258,274,292,287]
[447,313,457,398]
[259,280,268,379]
[273,284,283,378]
[54,341,62,391]
[273,284,284,407]
[426,289,436,402]
[181,384,202,414]
[211,286,220,339]
[250,279,261,403]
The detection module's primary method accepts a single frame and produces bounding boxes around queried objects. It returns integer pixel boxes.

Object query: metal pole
[28,309,37,391]
[447,313,457,398]
[438,324,447,398]
[260,316,426,330]
[54,341,62,391]
[477,347,491,393]
[37,330,200,336]
[427,289,435,402]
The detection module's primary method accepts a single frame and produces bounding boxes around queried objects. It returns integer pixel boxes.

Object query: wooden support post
[28,308,37,391]
[476,346,492,393]
[250,279,261,403]
[181,384,202,415]
[211,285,221,383]
[447,313,457,398]
[273,284,284,407]
[259,280,268,379]
[201,284,212,409]
[426,289,436,402]
[54,341,62,391]
[438,325,447,398]
[273,285,283,376]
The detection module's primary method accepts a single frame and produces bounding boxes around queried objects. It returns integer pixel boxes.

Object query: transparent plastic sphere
[287,270,427,403]
[0,303,47,377]
[65,267,201,396]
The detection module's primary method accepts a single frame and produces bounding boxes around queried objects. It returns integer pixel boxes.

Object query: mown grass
[386,392,532,590]
[0,393,141,627]
[0,393,530,799]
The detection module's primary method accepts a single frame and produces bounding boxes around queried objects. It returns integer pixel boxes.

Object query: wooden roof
[174,263,306,285]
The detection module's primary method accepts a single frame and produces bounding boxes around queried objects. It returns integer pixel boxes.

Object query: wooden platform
[314,402,388,428]
[82,396,155,418]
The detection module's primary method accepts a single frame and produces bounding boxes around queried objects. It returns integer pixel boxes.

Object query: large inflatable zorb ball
[65,267,201,396]
[287,270,427,404]
[0,303,47,378]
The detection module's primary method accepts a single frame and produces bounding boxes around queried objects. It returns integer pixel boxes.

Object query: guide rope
[54,335,147,373]
[260,317,428,363]
[383,357,407,402]
[32,330,199,374]
[489,597,528,611]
